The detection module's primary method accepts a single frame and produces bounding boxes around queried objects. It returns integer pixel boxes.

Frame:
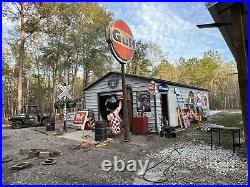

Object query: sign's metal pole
[121,63,130,141]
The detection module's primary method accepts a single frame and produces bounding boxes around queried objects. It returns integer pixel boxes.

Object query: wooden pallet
[191,111,202,123]
[177,109,183,128]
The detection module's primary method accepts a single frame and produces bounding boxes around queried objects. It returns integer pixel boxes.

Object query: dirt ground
[2,111,248,184]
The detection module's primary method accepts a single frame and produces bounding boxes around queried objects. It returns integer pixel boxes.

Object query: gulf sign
[106,19,135,63]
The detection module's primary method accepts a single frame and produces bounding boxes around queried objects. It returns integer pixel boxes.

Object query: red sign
[106,19,135,63]
[148,83,155,91]
[73,111,88,125]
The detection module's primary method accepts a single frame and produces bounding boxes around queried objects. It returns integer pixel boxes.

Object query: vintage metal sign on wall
[158,83,169,92]
[106,19,135,63]
[136,90,151,117]
[107,74,120,89]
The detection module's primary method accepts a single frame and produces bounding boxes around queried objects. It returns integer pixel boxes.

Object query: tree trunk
[36,60,42,110]
[17,4,25,114]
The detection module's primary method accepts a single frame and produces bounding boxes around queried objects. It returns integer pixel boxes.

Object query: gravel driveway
[2,119,248,184]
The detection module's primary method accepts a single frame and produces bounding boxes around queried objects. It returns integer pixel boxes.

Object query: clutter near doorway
[158,116,176,138]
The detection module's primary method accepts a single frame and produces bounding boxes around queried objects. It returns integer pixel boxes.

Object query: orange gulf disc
[108,20,135,62]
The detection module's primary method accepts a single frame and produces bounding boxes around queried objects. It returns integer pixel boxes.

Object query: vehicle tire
[160,131,164,137]
[41,118,49,126]
[13,121,22,129]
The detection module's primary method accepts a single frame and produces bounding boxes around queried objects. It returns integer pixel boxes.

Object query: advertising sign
[73,111,88,130]
[66,112,76,126]
[106,19,135,63]
[158,83,169,92]
[136,90,151,117]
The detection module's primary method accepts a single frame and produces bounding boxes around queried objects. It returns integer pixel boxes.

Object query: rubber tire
[13,121,22,129]
[160,131,164,137]
[41,118,49,126]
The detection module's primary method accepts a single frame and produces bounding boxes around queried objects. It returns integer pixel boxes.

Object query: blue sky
[101,2,234,63]
[2,2,234,64]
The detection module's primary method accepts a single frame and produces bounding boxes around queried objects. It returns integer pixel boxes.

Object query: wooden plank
[191,111,199,121]
[177,109,183,128]
[231,3,248,155]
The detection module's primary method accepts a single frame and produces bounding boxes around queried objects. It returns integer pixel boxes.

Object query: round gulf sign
[106,19,135,63]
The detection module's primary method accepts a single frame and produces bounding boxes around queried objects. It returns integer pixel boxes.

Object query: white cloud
[102,2,234,62]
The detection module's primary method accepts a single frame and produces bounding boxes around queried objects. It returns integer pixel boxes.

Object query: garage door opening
[98,94,124,122]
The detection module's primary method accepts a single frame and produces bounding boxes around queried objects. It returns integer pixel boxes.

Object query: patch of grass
[208,112,242,127]
[186,112,243,151]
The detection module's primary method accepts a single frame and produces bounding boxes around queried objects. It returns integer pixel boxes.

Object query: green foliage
[153,50,239,109]
[2,2,113,115]
[153,59,176,80]
[127,40,154,76]
[2,3,240,116]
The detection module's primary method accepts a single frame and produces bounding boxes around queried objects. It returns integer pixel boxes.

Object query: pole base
[123,139,131,142]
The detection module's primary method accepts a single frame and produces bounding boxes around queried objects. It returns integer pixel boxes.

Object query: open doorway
[98,94,123,121]
[98,90,133,130]
[161,94,169,121]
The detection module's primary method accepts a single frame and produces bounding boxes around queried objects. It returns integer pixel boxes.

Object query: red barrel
[132,116,148,134]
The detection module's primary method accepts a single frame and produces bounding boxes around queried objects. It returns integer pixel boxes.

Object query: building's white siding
[85,73,209,133]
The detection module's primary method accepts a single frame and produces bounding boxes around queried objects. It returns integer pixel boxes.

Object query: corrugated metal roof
[84,71,209,91]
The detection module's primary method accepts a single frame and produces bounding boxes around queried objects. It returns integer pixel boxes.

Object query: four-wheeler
[8,105,51,129]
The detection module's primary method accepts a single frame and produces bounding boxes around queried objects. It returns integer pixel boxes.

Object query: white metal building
[84,72,209,133]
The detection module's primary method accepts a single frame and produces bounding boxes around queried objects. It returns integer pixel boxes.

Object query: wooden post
[121,63,130,141]
[153,94,158,133]
[231,3,248,157]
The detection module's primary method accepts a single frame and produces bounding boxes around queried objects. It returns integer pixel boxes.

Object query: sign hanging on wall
[107,74,120,89]
[106,19,135,64]
[136,90,151,117]
[158,83,169,92]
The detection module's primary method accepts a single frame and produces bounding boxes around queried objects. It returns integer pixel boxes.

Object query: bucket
[95,121,107,141]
